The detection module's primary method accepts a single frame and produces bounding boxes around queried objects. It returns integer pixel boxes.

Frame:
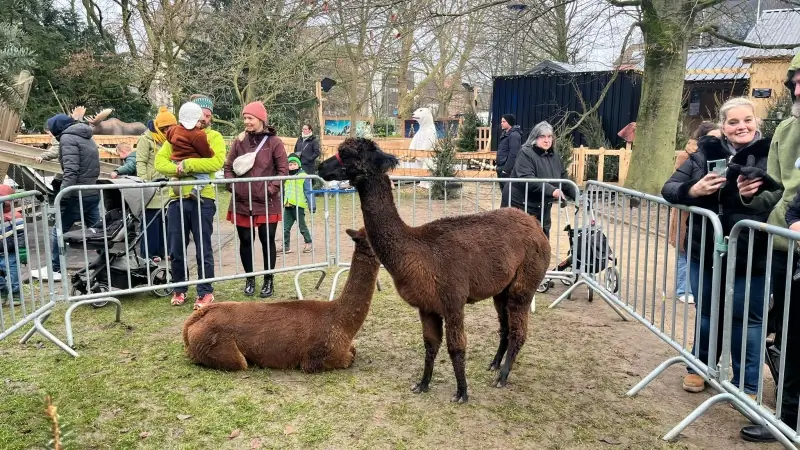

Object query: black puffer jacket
[293,135,321,175]
[496,125,522,175]
[58,123,100,197]
[501,144,577,229]
[661,135,781,274]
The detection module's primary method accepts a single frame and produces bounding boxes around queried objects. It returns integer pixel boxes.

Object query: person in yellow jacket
[154,96,225,310]
[280,154,312,253]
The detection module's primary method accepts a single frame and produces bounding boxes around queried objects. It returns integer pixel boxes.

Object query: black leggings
[236,223,278,275]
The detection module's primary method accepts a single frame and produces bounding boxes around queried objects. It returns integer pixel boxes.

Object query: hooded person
[31,113,101,281]
[739,52,800,443]
[280,154,313,254]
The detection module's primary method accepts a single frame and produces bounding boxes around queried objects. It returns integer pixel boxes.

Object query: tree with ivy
[457,109,481,152]
[0,23,35,111]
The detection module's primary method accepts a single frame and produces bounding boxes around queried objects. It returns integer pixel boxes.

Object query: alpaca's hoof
[493,375,508,388]
[487,361,501,371]
[451,392,469,403]
[411,382,429,394]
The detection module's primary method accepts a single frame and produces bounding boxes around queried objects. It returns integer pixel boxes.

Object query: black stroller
[65,178,172,307]
[537,198,620,302]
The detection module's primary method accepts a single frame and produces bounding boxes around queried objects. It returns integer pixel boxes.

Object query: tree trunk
[348,72,359,137]
[624,2,692,195]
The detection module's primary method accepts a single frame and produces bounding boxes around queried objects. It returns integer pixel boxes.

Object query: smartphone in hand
[707,159,728,177]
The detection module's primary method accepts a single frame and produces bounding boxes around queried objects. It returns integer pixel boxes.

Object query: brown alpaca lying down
[182,228,380,372]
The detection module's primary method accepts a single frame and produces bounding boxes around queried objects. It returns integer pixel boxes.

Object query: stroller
[537,197,620,302]
[65,178,172,308]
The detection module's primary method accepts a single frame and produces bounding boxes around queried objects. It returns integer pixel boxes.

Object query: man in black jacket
[501,121,577,237]
[496,114,522,189]
[33,113,101,281]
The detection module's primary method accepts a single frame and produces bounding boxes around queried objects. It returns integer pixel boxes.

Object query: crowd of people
[491,54,800,444]
[16,95,321,311]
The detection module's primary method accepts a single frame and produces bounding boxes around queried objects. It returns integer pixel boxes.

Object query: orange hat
[154,106,177,129]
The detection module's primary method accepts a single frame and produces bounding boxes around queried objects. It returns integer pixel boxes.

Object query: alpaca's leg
[349,344,356,359]
[494,297,531,388]
[193,333,248,371]
[489,292,510,371]
[444,311,469,403]
[323,345,357,370]
[412,311,443,395]
[301,343,330,373]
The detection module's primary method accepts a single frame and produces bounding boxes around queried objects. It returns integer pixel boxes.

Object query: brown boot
[682,374,706,393]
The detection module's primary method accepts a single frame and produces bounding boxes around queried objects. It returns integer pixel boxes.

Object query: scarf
[301,131,313,140]
[152,128,167,145]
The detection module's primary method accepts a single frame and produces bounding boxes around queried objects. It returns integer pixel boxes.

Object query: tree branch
[606,0,641,7]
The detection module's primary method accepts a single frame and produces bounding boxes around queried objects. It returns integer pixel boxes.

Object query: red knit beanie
[242,101,267,123]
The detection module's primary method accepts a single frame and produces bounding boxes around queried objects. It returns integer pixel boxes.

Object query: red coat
[224,127,289,217]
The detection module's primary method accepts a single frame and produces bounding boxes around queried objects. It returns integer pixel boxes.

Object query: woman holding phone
[661,97,781,398]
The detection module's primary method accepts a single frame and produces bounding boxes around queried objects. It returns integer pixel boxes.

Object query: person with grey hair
[500,121,577,238]
[662,97,782,416]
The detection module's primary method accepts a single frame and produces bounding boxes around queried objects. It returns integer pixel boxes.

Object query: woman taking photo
[224,102,289,298]
[661,97,781,398]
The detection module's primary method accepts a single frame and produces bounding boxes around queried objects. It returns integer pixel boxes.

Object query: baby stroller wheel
[89,283,110,308]
[560,266,574,286]
[605,267,620,294]
[537,279,551,293]
[151,267,173,297]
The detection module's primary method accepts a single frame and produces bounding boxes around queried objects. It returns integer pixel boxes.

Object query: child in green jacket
[281,155,312,253]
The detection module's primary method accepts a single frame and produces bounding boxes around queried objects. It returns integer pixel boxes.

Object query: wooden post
[315,80,324,147]
[597,147,605,183]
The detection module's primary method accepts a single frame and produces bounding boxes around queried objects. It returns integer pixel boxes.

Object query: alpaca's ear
[375,149,399,173]
[345,228,365,240]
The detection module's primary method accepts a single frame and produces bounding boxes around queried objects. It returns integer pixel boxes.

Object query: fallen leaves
[139,431,151,439]
[283,424,295,435]
[228,429,241,439]
[176,414,192,421]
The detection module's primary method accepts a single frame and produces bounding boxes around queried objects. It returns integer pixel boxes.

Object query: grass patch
[1,266,697,449]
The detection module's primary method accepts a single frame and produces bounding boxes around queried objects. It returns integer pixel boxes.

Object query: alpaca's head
[346,227,376,258]
[318,137,398,182]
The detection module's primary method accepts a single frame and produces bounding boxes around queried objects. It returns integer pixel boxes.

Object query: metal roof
[737,8,800,59]
[633,47,750,81]
[524,60,609,75]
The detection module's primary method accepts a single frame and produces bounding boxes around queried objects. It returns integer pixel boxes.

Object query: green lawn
[0,268,702,450]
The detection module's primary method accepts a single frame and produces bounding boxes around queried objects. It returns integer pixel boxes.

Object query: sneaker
[677,294,695,304]
[193,293,214,310]
[303,243,312,253]
[3,294,21,306]
[682,374,706,393]
[171,292,187,306]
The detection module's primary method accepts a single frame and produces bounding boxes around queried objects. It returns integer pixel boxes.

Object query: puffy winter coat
[224,127,289,217]
[661,135,781,274]
[58,123,100,197]
[496,126,522,175]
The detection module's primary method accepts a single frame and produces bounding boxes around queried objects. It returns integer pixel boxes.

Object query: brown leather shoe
[682,374,706,393]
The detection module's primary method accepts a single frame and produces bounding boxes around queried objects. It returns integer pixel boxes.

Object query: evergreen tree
[456,109,480,152]
[0,23,34,111]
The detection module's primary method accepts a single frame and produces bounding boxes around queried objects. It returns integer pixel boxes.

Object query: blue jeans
[141,208,166,260]
[167,199,215,296]
[51,195,101,273]
[676,250,692,297]
[0,253,20,294]
[304,178,316,213]
[687,259,765,394]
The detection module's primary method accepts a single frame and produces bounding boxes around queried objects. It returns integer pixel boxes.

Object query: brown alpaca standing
[318,138,551,403]
[182,228,380,372]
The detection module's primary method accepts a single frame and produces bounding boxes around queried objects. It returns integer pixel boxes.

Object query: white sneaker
[678,294,695,304]
[30,268,62,281]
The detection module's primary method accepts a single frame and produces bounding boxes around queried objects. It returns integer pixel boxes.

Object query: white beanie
[178,102,203,130]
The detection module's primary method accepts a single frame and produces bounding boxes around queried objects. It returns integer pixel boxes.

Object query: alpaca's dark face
[345,227,376,258]
[318,138,399,182]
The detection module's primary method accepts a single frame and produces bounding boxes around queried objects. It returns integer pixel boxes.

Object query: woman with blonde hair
[662,97,781,397]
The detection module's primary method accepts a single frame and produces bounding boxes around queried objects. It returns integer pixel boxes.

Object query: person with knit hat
[155,97,226,310]
[166,102,215,200]
[280,154,312,253]
[495,113,522,189]
[223,101,289,298]
[739,52,800,443]
[135,106,176,263]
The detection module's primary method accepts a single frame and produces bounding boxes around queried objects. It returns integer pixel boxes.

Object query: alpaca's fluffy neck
[356,174,413,272]
[334,250,380,333]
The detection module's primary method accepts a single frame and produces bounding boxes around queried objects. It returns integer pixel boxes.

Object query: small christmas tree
[457,109,481,152]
